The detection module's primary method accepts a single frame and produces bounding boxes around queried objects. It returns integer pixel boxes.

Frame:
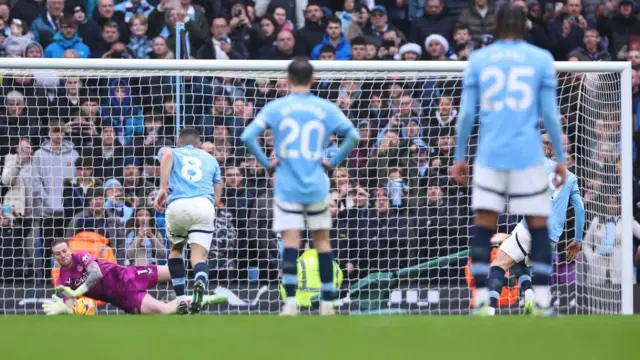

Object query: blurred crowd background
[0,0,636,290]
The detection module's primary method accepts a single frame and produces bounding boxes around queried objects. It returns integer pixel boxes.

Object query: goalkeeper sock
[470,226,493,305]
[513,262,534,302]
[281,247,298,299]
[487,266,506,309]
[317,251,335,302]
[193,262,209,285]
[168,258,186,298]
[529,227,553,308]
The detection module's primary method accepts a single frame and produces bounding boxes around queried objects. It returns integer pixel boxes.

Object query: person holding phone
[549,0,594,60]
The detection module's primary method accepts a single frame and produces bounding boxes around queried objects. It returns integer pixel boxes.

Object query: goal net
[0,60,632,315]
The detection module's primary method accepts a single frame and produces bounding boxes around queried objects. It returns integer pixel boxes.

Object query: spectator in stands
[251,15,279,59]
[311,16,350,60]
[247,172,275,269]
[548,0,594,60]
[31,120,79,279]
[255,1,302,30]
[395,42,422,60]
[149,35,174,58]
[331,167,355,210]
[50,76,83,123]
[628,49,640,70]
[91,20,131,58]
[350,36,367,60]
[4,19,34,58]
[121,156,155,200]
[11,0,41,26]
[125,207,166,266]
[70,5,101,50]
[62,156,98,223]
[425,34,455,60]
[0,90,40,157]
[65,187,126,264]
[211,205,239,276]
[596,0,640,60]
[44,14,90,58]
[344,3,369,42]
[426,95,457,141]
[2,138,34,221]
[103,177,134,225]
[228,1,254,53]
[30,0,64,48]
[85,125,127,180]
[154,4,208,59]
[263,29,297,59]
[410,0,456,45]
[376,28,402,60]
[570,28,611,61]
[452,24,475,54]
[0,201,28,280]
[196,16,248,60]
[457,0,496,44]
[296,2,326,56]
[127,13,153,59]
[94,0,130,44]
[365,5,407,45]
[114,0,154,22]
[223,165,255,236]
[100,78,144,146]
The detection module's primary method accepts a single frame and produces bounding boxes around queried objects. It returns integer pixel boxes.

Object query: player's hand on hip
[450,161,469,185]
[154,189,168,213]
[322,160,334,173]
[553,162,567,187]
[267,158,280,176]
[42,295,72,315]
[55,285,80,299]
[566,241,582,261]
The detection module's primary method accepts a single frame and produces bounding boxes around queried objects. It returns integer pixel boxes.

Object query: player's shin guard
[487,266,506,310]
[513,262,534,302]
[317,252,335,302]
[281,247,298,299]
[470,226,493,306]
[168,258,186,298]
[529,227,553,308]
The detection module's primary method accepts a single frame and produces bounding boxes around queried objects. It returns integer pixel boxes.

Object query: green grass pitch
[2,316,637,360]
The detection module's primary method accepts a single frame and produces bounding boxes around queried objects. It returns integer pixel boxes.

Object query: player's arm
[240,115,271,169]
[539,55,565,165]
[158,147,173,192]
[328,107,360,168]
[42,295,74,315]
[213,163,223,206]
[55,261,103,298]
[453,62,478,163]
[569,178,585,243]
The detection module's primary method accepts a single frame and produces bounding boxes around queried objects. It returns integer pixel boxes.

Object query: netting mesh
[0,66,625,315]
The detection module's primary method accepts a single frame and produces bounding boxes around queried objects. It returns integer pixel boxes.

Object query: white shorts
[165,197,215,250]
[472,164,550,216]
[273,197,331,232]
[499,223,533,266]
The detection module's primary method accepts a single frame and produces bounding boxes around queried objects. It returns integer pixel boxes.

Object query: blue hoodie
[310,33,351,60]
[100,79,144,146]
[44,32,90,58]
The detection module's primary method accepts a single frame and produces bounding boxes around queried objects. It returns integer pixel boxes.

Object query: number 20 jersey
[256,93,355,204]
[463,39,556,170]
[164,145,222,206]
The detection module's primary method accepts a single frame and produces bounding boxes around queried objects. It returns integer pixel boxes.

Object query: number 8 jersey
[161,145,222,206]
[255,93,355,204]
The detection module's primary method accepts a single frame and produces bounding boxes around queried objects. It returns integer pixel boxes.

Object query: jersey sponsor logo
[75,272,88,287]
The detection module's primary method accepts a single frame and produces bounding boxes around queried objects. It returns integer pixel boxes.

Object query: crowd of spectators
[0,0,635,287]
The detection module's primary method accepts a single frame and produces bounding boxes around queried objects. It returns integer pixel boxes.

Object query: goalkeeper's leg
[140,294,227,315]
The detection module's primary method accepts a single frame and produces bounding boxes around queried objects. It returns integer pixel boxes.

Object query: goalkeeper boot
[176,300,189,315]
[190,279,206,314]
[530,304,559,318]
[203,294,228,305]
[279,299,298,316]
[319,302,335,316]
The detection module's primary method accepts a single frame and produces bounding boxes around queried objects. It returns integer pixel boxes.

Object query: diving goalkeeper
[486,134,585,316]
[42,239,227,315]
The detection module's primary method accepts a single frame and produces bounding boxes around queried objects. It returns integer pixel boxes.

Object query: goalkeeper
[486,134,585,316]
[279,248,344,308]
[42,239,227,315]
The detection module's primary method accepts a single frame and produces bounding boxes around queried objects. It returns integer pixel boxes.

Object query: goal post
[0,58,632,315]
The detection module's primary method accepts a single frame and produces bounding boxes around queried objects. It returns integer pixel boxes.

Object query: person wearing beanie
[394,42,422,60]
[425,34,457,60]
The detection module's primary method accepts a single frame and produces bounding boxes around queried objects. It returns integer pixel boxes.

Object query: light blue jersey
[522,158,586,243]
[241,92,359,204]
[161,145,222,206]
[454,40,565,170]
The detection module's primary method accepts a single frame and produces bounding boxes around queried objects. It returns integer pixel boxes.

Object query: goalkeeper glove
[55,285,88,299]
[42,295,73,315]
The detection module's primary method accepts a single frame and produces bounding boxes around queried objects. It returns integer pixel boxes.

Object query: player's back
[265,93,346,204]
[168,146,220,205]
[467,40,555,170]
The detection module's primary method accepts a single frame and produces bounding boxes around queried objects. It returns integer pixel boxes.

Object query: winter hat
[425,34,449,54]
[395,43,422,60]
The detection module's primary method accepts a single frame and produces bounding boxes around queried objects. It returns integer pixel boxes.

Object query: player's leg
[273,199,305,316]
[167,243,188,314]
[186,197,216,314]
[164,200,190,314]
[155,265,171,283]
[139,294,228,315]
[511,262,535,313]
[470,166,508,314]
[509,165,553,314]
[308,197,336,315]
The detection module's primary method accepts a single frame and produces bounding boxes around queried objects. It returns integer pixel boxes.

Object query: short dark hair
[495,4,527,39]
[103,20,119,31]
[319,44,336,55]
[351,36,367,47]
[326,16,341,27]
[287,57,314,86]
[60,15,75,28]
[51,238,68,249]
[49,119,64,132]
[75,157,93,169]
[454,24,469,33]
[86,187,105,203]
[179,127,202,146]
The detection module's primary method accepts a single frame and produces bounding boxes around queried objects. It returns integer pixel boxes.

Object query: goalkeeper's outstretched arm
[56,261,103,298]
